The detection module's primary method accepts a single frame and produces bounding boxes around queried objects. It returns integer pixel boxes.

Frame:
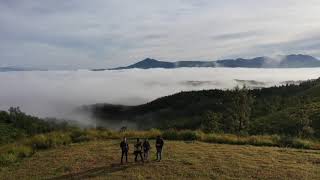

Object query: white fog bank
[1,68,320,120]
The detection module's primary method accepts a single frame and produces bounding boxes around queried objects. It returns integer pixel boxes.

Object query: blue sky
[1,0,320,69]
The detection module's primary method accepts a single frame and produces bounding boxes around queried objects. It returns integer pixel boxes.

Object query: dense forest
[85,78,320,138]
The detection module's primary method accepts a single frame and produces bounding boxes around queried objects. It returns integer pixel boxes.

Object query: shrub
[248,135,276,146]
[203,134,240,144]
[70,129,91,143]
[121,130,139,139]
[8,145,34,158]
[0,153,18,166]
[146,128,162,139]
[278,136,294,147]
[0,145,33,166]
[271,135,281,144]
[179,130,198,141]
[0,123,26,145]
[301,126,315,138]
[86,129,113,139]
[162,129,179,140]
[23,132,72,150]
[292,138,312,149]
[195,130,206,141]
[26,134,50,150]
[47,132,72,147]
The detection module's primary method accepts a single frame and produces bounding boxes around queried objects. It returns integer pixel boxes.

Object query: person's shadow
[49,161,151,180]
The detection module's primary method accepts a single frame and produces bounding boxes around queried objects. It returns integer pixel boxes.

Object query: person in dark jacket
[134,138,144,162]
[143,138,151,161]
[155,136,164,161]
[120,137,129,164]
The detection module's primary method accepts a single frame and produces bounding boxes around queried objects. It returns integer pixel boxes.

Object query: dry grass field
[1,140,320,180]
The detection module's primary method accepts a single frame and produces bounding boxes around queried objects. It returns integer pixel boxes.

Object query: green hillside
[86,78,320,137]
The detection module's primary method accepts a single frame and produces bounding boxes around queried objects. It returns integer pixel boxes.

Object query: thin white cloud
[1,0,320,68]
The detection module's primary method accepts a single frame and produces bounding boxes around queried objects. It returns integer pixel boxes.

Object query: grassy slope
[1,140,320,180]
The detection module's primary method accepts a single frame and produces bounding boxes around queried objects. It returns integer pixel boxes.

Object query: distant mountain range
[2,54,320,72]
[105,54,320,70]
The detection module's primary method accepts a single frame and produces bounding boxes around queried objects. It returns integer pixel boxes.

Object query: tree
[311,112,320,137]
[294,108,314,138]
[8,107,22,123]
[0,111,10,123]
[201,111,222,133]
[227,86,254,133]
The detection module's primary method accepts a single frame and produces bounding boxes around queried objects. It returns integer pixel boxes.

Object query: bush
[26,134,50,150]
[277,136,294,147]
[275,136,312,149]
[121,130,143,139]
[203,134,240,144]
[0,153,18,166]
[248,135,276,146]
[146,129,162,139]
[8,145,34,158]
[292,138,313,149]
[162,129,204,141]
[24,132,72,150]
[70,130,91,143]
[86,129,112,140]
[179,130,198,141]
[0,145,33,166]
[47,132,72,147]
[0,123,26,145]
[162,129,179,140]
[195,130,206,141]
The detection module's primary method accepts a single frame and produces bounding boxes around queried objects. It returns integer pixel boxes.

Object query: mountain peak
[141,58,159,62]
[124,58,175,69]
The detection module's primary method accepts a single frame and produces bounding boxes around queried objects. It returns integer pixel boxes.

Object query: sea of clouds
[1,68,320,123]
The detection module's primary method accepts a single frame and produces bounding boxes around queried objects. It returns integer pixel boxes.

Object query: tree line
[89,78,320,138]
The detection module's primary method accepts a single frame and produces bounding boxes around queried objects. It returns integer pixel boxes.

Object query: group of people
[120,136,164,164]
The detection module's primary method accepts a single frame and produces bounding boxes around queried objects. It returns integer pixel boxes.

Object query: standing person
[134,138,144,162]
[143,138,151,161]
[155,136,164,161]
[120,137,129,164]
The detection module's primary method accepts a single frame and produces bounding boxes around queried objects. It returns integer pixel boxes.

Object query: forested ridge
[86,78,320,137]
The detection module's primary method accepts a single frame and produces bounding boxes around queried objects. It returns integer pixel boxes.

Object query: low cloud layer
[1,68,320,123]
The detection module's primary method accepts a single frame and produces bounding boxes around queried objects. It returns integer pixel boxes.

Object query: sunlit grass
[1,140,320,179]
[1,129,319,169]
